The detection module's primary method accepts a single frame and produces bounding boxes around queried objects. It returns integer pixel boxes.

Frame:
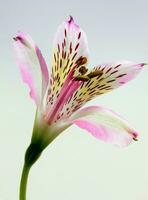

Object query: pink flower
[13,16,144,149]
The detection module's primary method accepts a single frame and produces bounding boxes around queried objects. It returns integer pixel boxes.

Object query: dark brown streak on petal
[99,86,112,90]
[69,42,72,54]
[72,52,77,61]
[60,59,62,68]
[87,81,94,87]
[114,64,121,69]
[116,74,127,78]
[97,77,104,82]
[64,29,67,37]
[96,73,103,80]
[101,67,106,71]
[58,44,60,53]
[97,84,106,89]
[63,59,70,73]
[78,32,81,40]
[54,53,56,62]
[106,67,112,73]
[85,80,91,87]
[107,79,116,83]
[75,43,79,51]
[110,70,118,75]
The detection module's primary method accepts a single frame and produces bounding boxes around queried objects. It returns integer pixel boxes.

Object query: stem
[19,164,31,200]
[19,142,43,200]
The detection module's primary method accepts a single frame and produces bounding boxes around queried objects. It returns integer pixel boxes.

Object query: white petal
[13,32,49,105]
[67,106,138,147]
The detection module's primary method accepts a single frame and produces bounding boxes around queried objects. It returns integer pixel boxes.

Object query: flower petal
[59,61,144,117]
[47,16,89,107]
[67,106,138,147]
[13,32,49,105]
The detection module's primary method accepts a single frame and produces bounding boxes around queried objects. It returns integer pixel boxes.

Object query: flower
[13,16,144,150]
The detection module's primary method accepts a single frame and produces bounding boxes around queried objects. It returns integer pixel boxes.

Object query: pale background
[0,0,148,199]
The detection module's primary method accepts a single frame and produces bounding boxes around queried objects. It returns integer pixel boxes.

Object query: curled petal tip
[13,34,32,49]
[13,35,24,44]
[140,63,146,67]
[142,62,148,66]
[13,37,17,41]
[13,36,23,42]
[131,131,138,141]
[68,15,74,23]
[135,63,145,68]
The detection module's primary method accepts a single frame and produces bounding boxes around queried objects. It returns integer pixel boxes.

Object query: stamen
[87,70,103,78]
[73,75,90,82]
[76,56,87,66]
[133,137,138,141]
[79,66,88,75]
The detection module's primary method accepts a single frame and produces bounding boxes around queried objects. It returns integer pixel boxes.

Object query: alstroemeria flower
[14,17,144,150]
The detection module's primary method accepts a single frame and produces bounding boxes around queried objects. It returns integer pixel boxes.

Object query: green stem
[19,164,31,200]
[19,142,43,200]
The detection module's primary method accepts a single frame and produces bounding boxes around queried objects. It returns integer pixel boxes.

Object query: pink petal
[47,16,89,103]
[68,106,138,147]
[45,16,89,122]
[62,61,144,114]
[13,32,49,105]
[97,60,144,87]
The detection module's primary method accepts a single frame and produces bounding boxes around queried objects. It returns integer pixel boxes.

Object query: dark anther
[73,75,90,82]
[75,57,87,66]
[87,70,103,78]
[133,138,138,141]
[79,66,88,75]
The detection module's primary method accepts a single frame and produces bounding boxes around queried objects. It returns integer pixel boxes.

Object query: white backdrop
[0,0,148,199]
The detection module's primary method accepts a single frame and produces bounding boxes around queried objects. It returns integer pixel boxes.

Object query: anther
[75,57,87,66]
[73,75,90,82]
[79,66,88,75]
[133,137,138,141]
[87,70,103,78]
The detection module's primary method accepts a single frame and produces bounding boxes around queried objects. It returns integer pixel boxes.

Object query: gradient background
[0,0,148,199]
